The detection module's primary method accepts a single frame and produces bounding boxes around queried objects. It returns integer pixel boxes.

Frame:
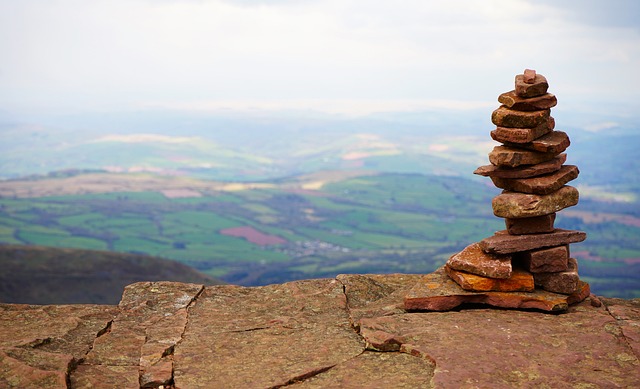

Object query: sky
[1,0,639,117]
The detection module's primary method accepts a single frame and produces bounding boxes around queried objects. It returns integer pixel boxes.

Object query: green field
[1,171,639,297]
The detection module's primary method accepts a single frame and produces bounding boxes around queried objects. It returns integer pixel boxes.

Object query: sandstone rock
[523,69,536,83]
[502,130,571,154]
[366,295,639,388]
[479,229,587,255]
[491,116,555,143]
[0,304,118,389]
[404,267,587,312]
[446,242,512,279]
[534,257,580,294]
[516,245,569,273]
[492,185,579,218]
[75,281,204,387]
[2,275,638,388]
[490,165,579,195]
[474,154,566,179]
[489,145,558,167]
[492,106,551,128]
[506,213,556,234]
[293,351,435,388]
[602,297,640,358]
[515,73,549,97]
[337,273,424,326]
[498,90,557,111]
[0,348,72,388]
[445,265,534,292]
[173,279,365,388]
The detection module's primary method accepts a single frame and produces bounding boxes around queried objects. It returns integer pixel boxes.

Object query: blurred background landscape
[1,0,638,301]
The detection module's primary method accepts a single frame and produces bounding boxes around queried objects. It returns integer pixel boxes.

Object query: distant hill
[0,244,225,305]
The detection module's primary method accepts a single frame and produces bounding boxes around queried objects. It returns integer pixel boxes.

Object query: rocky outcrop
[1,276,639,388]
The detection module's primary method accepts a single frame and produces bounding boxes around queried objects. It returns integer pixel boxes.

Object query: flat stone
[446,242,512,279]
[445,265,534,292]
[502,130,571,154]
[523,69,537,83]
[474,154,566,179]
[491,117,555,143]
[516,245,569,273]
[602,298,640,358]
[337,273,424,326]
[75,281,204,386]
[173,279,365,388]
[479,229,587,255]
[492,185,580,218]
[370,293,640,388]
[293,351,434,388]
[0,348,72,388]
[506,213,556,234]
[498,90,557,111]
[534,258,580,294]
[492,106,551,128]
[489,145,559,168]
[403,267,587,312]
[0,303,117,389]
[70,365,140,389]
[490,165,580,195]
[515,73,549,97]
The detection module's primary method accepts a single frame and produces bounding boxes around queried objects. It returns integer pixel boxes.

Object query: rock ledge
[1,275,639,388]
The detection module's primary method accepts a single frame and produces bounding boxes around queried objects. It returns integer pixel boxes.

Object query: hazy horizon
[1,0,639,121]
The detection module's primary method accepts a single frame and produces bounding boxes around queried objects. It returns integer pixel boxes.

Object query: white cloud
[0,0,639,115]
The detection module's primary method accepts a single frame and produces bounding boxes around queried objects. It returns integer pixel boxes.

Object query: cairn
[403,70,590,312]
[446,69,587,297]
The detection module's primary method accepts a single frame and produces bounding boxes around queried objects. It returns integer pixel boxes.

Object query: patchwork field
[0,171,638,297]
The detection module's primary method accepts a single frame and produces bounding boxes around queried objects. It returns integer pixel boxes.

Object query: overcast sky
[1,0,639,117]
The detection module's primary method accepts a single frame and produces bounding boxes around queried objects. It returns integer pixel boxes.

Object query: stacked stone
[445,69,588,298]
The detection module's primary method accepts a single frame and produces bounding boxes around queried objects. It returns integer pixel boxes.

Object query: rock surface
[501,130,570,153]
[1,276,638,388]
[446,242,512,279]
[490,165,579,195]
[445,265,534,292]
[491,106,550,128]
[489,145,558,167]
[506,213,556,234]
[492,185,579,218]
[480,229,587,255]
[491,116,555,143]
[474,153,566,179]
[498,90,557,111]
[515,73,549,97]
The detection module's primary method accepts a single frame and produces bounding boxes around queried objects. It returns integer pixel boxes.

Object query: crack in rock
[269,364,337,388]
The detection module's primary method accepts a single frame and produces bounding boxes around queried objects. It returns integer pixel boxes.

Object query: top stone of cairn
[515,69,548,98]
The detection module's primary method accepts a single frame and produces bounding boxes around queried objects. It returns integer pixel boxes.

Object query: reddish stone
[506,213,556,235]
[492,186,579,218]
[498,90,557,111]
[474,154,566,179]
[567,281,591,305]
[490,165,580,195]
[491,117,555,143]
[446,242,512,279]
[489,145,558,168]
[403,267,575,312]
[523,69,537,83]
[516,245,569,273]
[534,258,580,294]
[445,265,534,292]
[492,106,550,128]
[479,229,586,255]
[502,131,570,154]
[515,73,549,97]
